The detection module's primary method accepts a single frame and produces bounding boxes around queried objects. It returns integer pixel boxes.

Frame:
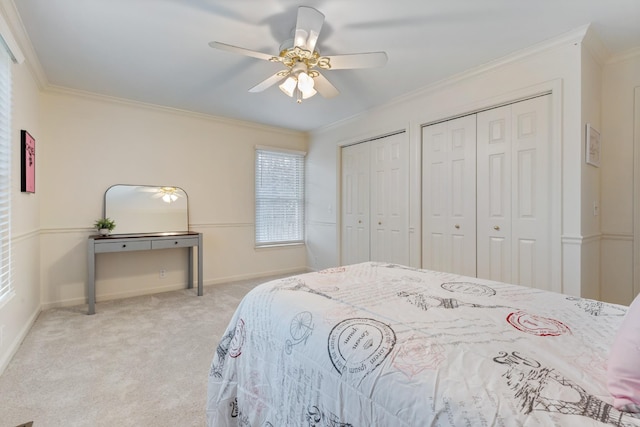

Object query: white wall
[601,50,640,304]
[38,90,308,308]
[307,28,593,298]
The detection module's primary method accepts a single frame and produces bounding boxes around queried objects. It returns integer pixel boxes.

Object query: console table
[87,232,203,315]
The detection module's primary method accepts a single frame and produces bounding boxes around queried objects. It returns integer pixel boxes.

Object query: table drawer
[151,236,199,250]
[94,240,151,253]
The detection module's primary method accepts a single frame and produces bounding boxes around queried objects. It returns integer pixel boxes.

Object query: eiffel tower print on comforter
[207,262,640,427]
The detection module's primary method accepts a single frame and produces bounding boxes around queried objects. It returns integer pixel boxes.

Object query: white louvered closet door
[341,142,371,265]
[422,115,477,276]
[476,95,551,287]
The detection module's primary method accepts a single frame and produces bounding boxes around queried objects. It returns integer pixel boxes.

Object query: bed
[207,262,640,426]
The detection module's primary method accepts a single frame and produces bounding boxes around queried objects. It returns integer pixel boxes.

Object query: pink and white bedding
[207,262,640,426]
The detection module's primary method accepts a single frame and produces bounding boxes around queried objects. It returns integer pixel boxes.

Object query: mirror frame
[103,184,190,235]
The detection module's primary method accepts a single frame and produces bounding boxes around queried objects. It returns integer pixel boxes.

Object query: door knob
[494,225,500,231]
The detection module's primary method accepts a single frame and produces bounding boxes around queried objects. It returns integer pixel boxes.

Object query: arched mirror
[104,184,189,235]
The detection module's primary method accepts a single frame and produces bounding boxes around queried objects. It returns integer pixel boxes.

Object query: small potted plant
[94,217,116,236]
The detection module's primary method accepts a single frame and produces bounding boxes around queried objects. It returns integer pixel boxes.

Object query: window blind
[255,148,305,246]
[0,44,11,304]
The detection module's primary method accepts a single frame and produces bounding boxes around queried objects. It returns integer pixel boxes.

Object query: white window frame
[255,146,306,247]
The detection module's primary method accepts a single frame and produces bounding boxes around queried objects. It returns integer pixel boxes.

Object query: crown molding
[582,24,611,66]
[315,25,590,135]
[607,46,640,65]
[44,85,306,137]
[0,0,48,89]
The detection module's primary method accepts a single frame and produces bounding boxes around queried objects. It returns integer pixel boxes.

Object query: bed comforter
[207,262,640,426]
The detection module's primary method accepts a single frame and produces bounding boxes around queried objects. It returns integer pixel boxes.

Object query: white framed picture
[586,123,601,167]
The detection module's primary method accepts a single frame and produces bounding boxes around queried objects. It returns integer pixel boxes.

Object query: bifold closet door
[422,115,477,276]
[476,95,551,287]
[370,133,409,263]
[341,142,370,265]
[341,132,409,266]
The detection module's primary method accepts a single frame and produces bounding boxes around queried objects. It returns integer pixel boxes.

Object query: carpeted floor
[0,273,299,427]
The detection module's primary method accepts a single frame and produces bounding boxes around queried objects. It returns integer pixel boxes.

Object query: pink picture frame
[21,130,35,193]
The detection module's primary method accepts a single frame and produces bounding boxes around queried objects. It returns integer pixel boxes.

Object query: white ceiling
[12,0,640,132]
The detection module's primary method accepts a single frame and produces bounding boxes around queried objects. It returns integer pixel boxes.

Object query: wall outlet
[159,269,167,279]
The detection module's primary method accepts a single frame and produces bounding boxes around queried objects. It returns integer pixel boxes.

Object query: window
[0,44,11,305]
[255,147,305,246]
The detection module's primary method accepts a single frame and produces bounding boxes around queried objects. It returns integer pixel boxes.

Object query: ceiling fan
[138,186,184,203]
[209,6,388,103]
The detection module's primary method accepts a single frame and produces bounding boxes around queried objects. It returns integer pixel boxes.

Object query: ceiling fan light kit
[209,6,388,104]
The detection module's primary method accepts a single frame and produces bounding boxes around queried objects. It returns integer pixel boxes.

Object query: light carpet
[0,273,300,427]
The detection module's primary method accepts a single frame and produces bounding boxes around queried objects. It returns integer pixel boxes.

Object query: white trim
[45,85,306,137]
[0,5,22,63]
[40,268,310,311]
[0,304,39,376]
[562,235,585,245]
[255,242,305,249]
[607,46,640,65]
[582,24,610,66]
[314,26,586,135]
[254,145,306,156]
[601,232,633,241]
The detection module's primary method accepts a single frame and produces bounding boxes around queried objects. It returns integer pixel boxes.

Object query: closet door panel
[422,115,476,276]
[341,143,370,265]
[370,133,409,264]
[511,96,551,290]
[478,105,512,282]
[477,95,551,288]
[423,123,449,271]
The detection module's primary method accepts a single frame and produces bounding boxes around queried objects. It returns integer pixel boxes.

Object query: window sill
[255,242,305,250]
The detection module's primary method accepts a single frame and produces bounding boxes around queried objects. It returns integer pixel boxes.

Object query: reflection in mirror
[104,185,189,235]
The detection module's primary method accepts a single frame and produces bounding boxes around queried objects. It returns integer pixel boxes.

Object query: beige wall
[38,90,308,308]
[0,52,42,372]
[580,40,603,300]
[601,50,640,304]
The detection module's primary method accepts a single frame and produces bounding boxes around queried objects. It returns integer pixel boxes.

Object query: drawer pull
[174,241,179,245]
[122,244,127,248]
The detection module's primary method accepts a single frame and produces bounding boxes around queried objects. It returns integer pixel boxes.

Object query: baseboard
[0,305,40,376]
[204,266,312,286]
[41,282,193,310]
[41,266,313,310]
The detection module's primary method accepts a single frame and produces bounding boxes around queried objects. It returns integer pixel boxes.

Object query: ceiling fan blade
[313,72,339,99]
[249,72,287,93]
[294,6,324,52]
[209,41,274,61]
[322,52,388,70]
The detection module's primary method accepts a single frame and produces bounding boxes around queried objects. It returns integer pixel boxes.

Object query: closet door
[477,95,551,286]
[341,142,370,265]
[476,105,513,280]
[422,115,477,276]
[370,133,409,263]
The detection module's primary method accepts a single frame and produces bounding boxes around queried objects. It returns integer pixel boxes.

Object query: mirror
[104,184,189,235]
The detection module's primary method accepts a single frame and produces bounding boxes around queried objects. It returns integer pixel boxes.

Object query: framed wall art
[586,123,601,167]
[21,130,35,193]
